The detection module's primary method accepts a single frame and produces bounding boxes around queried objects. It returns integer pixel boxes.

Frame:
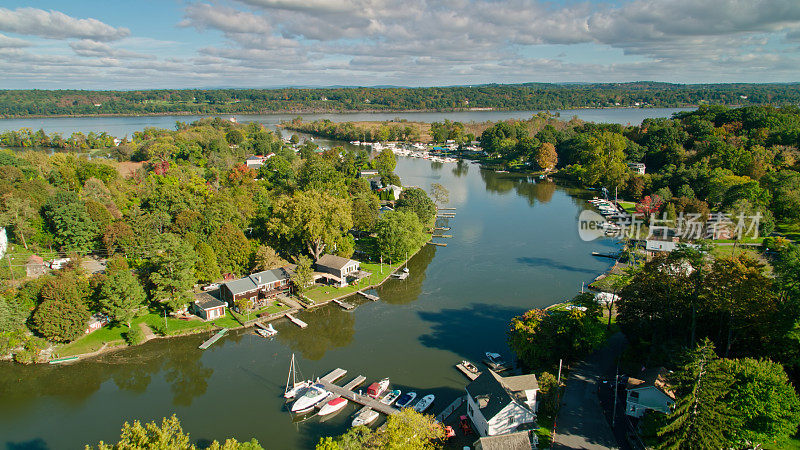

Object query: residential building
[465,369,538,437]
[628,162,646,175]
[626,367,675,418]
[314,254,369,287]
[245,154,274,169]
[473,430,537,449]
[382,184,403,201]
[25,255,47,278]
[220,267,291,311]
[192,293,226,321]
[645,237,680,252]
[85,314,109,334]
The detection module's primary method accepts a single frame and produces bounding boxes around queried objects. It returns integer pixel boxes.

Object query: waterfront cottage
[192,294,226,321]
[220,267,292,311]
[625,367,675,418]
[314,254,368,287]
[465,370,538,437]
[85,314,109,334]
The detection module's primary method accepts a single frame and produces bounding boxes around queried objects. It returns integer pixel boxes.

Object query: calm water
[0,107,694,137]
[0,156,618,449]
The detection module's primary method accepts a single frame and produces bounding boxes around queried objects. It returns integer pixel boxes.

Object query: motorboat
[484,352,509,371]
[380,389,401,405]
[291,383,329,412]
[256,323,277,337]
[395,391,417,408]
[351,408,379,427]
[366,377,390,398]
[318,396,348,416]
[461,360,479,374]
[413,394,435,413]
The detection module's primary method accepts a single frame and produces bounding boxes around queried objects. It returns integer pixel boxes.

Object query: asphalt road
[552,332,627,450]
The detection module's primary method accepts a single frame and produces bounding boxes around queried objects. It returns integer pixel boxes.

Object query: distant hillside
[1,82,799,118]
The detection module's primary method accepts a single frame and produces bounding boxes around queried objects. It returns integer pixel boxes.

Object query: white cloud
[0,7,129,41]
[69,39,150,59]
[0,32,31,48]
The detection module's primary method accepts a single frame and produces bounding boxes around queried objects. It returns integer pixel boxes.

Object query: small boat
[461,360,479,374]
[413,394,435,413]
[484,352,509,371]
[318,396,348,416]
[380,389,401,405]
[366,377,390,398]
[395,391,417,408]
[352,408,379,427]
[291,383,329,412]
[256,323,277,337]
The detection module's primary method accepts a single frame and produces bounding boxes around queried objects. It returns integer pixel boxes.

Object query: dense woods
[2,82,800,117]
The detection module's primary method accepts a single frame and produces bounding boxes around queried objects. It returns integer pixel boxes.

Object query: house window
[508,417,514,426]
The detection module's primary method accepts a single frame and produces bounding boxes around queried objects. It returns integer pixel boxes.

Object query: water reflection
[452,160,469,177]
[378,244,437,305]
[277,306,355,361]
[480,170,557,207]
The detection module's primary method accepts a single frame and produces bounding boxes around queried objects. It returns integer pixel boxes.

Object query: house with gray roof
[466,369,538,437]
[473,430,536,450]
[220,267,291,311]
[192,293,226,321]
[314,254,369,287]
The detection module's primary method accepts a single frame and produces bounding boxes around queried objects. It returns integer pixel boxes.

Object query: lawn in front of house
[56,323,129,357]
[139,312,215,336]
[302,262,398,304]
[229,301,289,322]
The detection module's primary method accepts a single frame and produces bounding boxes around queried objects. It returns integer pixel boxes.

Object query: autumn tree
[0,196,35,249]
[268,190,352,260]
[535,142,558,172]
[291,255,314,295]
[251,245,287,272]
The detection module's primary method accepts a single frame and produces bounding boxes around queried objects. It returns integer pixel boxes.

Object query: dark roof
[627,367,675,399]
[223,267,291,295]
[466,370,537,422]
[316,254,358,271]
[474,431,531,450]
[195,293,225,310]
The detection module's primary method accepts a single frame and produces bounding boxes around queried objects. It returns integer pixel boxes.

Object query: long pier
[316,369,399,416]
[357,291,380,301]
[428,242,447,247]
[199,328,228,349]
[285,313,308,328]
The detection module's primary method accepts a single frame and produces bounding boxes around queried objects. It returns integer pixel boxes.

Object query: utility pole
[557,358,563,384]
[164,309,168,332]
[612,362,620,427]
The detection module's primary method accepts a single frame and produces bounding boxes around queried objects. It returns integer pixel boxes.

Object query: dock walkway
[285,313,308,328]
[455,362,481,381]
[357,291,380,301]
[315,369,399,416]
[333,299,355,310]
[199,328,228,349]
[435,395,466,422]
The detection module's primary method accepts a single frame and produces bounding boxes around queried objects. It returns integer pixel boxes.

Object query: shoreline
[0,105,703,121]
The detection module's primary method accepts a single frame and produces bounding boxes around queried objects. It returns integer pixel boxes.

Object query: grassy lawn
[535,414,554,448]
[589,272,627,292]
[229,301,289,323]
[56,323,128,357]
[302,261,398,304]
[139,312,215,336]
[764,437,800,450]
[618,200,637,214]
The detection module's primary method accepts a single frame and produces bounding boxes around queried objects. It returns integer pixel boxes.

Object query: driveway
[552,332,627,450]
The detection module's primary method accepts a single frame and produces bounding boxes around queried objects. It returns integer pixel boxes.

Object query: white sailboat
[284,353,312,399]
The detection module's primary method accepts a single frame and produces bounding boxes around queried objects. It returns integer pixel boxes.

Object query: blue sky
[1,0,799,89]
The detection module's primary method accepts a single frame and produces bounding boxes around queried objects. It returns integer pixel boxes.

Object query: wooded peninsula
[2,82,800,118]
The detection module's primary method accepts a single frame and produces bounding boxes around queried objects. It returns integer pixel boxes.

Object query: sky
[1,0,800,89]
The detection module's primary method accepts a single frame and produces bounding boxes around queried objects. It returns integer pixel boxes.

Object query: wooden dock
[316,380,400,416]
[357,291,380,301]
[321,368,348,383]
[285,313,308,328]
[592,251,619,259]
[342,375,367,391]
[435,395,466,422]
[432,234,452,238]
[391,271,409,280]
[434,227,451,231]
[437,207,456,211]
[428,242,447,247]
[199,328,228,349]
[455,363,482,381]
[333,299,355,310]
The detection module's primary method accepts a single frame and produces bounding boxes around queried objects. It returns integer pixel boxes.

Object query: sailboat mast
[285,353,296,394]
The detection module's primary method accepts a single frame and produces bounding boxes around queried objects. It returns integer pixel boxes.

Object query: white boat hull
[318,397,348,416]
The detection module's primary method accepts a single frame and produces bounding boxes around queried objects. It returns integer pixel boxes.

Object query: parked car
[202,283,220,291]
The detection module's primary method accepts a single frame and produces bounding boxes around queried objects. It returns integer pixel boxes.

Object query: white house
[465,370,538,437]
[245,154,274,169]
[628,162,646,174]
[314,254,369,287]
[645,237,680,252]
[626,367,675,418]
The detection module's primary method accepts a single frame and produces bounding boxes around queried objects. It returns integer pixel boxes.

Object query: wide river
[0,109,673,449]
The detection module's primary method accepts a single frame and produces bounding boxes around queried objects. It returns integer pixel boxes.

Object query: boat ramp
[285,313,308,328]
[315,369,399,416]
[199,328,228,349]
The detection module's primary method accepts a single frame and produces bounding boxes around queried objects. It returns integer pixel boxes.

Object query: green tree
[99,258,146,327]
[374,148,397,174]
[211,223,251,275]
[149,235,198,312]
[351,192,380,232]
[0,297,27,332]
[31,297,90,342]
[291,255,314,295]
[268,190,353,260]
[576,131,629,188]
[723,358,800,446]
[195,242,221,284]
[376,408,446,449]
[251,244,287,272]
[44,191,99,254]
[396,187,436,224]
[0,196,36,249]
[88,415,264,450]
[658,339,737,449]
[374,210,424,263]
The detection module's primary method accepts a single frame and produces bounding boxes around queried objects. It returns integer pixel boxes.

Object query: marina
[314,369,400,417]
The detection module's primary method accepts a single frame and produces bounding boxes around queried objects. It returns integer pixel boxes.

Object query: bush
[125,326,146,345]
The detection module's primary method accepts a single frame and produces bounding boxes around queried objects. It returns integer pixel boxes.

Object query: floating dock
[432,234,452,238]
[285,313,308,328]
[357,291,380,301]
[434,227,451,231]
[315,377,399,417]
[428,242,447,247]
[455,362,482,381]
[391,271,409,280]
[333,299,355,310]
[199,328,228,349]
[592,251,619,259]
[435,395,466,422]
[49,356,79,364]
[437,207,457,211]
[342,375,367,391]
[321,368,348,383]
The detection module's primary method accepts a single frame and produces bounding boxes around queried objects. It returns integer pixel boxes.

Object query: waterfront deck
[285,313,308,328]
[315,369,399,416]
[199,328,228,349]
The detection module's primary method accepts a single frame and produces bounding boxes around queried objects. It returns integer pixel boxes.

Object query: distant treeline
[2,82,800,117]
